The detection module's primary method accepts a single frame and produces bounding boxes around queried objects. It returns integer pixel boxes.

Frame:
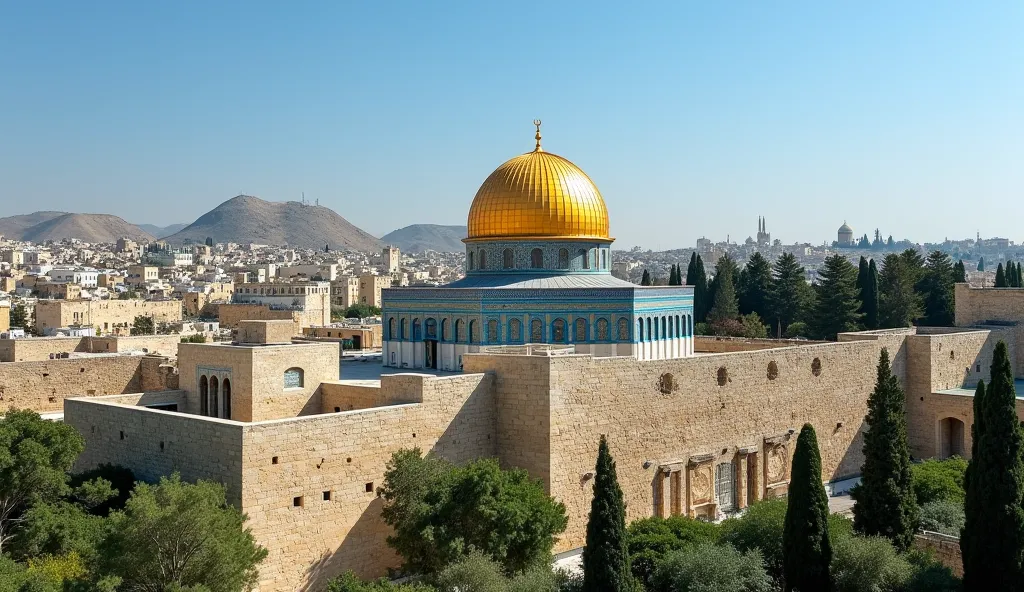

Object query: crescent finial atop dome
[533,119,543,152]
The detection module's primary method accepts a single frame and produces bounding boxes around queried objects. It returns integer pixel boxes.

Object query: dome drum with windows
[380,122,695,370]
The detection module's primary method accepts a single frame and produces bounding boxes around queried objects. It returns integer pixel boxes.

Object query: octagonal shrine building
[382,124,694,370]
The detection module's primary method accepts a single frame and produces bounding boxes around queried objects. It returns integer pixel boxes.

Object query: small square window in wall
[119,431,125,440]
[365,482,374,493]
[272,456,279,465]
[323,490,332,501]
[293,496,304,508]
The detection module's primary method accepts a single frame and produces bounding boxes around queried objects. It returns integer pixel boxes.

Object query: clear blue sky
[1,1,1022,248]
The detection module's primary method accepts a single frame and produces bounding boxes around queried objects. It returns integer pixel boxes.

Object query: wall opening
[811,357,822,377]
[717,367,728,386]
[293,496,304,508]
[767,361,779,380]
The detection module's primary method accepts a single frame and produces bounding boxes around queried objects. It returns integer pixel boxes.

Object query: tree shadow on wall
[832,417,868,483]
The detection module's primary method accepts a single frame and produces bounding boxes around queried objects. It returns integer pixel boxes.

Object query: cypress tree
[961,380,986,588]
[685,252,699,285]
[961,341,1024,590]
[810,254,863,339]
[1017,262,1023,288]
[995,263,1007,287]
[640,269,651,286]
[708,256,739,326]
[667,264,676,286]
[582,435,635,592]
[688,254,710,323]
[864,259,880,329]
[954,259,967,283]
[783,424,832,592]
[977,257,985,272]
[851,348,918,551]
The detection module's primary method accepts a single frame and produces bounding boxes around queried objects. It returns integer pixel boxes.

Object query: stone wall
[694,336,825,353]
[913,532,962,577]
[217,303,300,332]
[955,283,1024,326]
[319,382,385,412]
[67,396,244,504]
[0,334,179,362]
[35,299,182,335]
[1,356,143,414]
[238,372,494,590]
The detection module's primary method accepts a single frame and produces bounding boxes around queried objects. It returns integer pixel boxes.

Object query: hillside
[165,195,383,251]
[19,214,155,243]
[136,223,188,238]
[0,211,68,239]
[381,224,467,253]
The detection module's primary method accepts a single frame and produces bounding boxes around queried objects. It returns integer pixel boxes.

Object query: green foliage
[687,253,710,323]
[0,409,85,556]
[379,449,567,575]
[651,543,777,592]
[994,262,1007,287]
[129,315,154,335]
[99,473,267,592]
[640,269,652,286]
[626,515,720,589]
[327,572,435,592]
[12,501,106,564]
[9,303,29,329]
[903,549,961,592]
[857,258,880,330]
[782,321,808,339]
[708,257,740,332]
[181,334,207,343]
[433,552,507,592]
[918,499,965,536]
[918,251,955,327]
[782,424,831,591]
[740,313,768,338]
[830,536,913,592]
[877,253,923,329]
[910,457,966,505]
[766,253,814,336]
[810,254,862,340]
[582,435,636,592]
[851,349,918,551]
[344,303,382,319]
[961,340,1024,590]
[738,252,772,321]
[977,257,985,272]
[954,259,967,284]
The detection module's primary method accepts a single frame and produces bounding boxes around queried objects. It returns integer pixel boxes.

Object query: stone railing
[480,343,577,356]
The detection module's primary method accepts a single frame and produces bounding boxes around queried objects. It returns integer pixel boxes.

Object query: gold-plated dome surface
[466,144,611,242]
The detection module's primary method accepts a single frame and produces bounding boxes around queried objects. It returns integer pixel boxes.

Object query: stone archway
[938,417,965,458]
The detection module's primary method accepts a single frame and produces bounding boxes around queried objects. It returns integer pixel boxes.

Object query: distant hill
[165,195,383,252]
[0,211,68,239]
[136,223,188,238]
[20,214,155,243]
[381,224,467,253]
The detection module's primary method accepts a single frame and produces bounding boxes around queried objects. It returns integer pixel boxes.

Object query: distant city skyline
[1,2,1022,248]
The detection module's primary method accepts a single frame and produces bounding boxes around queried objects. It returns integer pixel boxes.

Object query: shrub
[783,321,809,339]
[918,499,965,536]
[904,549,961,592]
[433,552,507,592]
[651,543,777,592]
[180,334,207,343]
[911,457,966,505]
[627,515,719,588]
[327,571,436,592]
[830,536,912,592]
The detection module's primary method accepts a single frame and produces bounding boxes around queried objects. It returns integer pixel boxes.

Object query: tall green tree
[810,254,862,339]
[994,263,1007,288]
[977,257,985,272]
[898,249,926,286]
[687,254,710,323]
[961,341,1024,590]
[707,258,740,327]
[738,252,772,320]
[877,253,923,328]
[0,410,85,555]
[919,251,955,327]
[863,259,880,329]
[9,304,28,329]
[582,435,635,592]
[954,260,967,283]
[99,474,267,592]
[640,269,651,286]
[767,253,811,337]
[783,424,832,592]
[851,349,918,551]
[961,379,985,589]
[857,256,869,295]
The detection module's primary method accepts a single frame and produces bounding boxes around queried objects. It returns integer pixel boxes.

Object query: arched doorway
[222,378,232,420]
[209,376,219,418]
[199,375,209,416]
[939,417,965,458]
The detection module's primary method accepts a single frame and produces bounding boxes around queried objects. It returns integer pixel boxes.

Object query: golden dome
[466,124,611,242]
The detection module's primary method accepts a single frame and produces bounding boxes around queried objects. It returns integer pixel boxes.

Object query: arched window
[222,378,232,420]
[530,319,543,342]
[552,319,566,343]
[454,319,463,342]
[412,319,422,340]
[637,319,644,341]
[503,248,514,269]
[400,318,408,340]
[531,248,544,269]
[199,375,209,416]
[590,249,597,269]
[479,250,487,269]
[209,376,219,418]
[574,318,587,342]
[441,318,449,341]
[601,249,607,269]
[509,318,522,342]
[487,319,498,342]
[468,251,474,270]
[284,367,304,389]
[388,317,397,340]
[469,320,478,344]
[618,318,629,341]
[597,318,609,341]
[661,317,667,339]
[579,249,590,269]
[646,318,652,341]
[425,318,437,339]
[558,248,569,269]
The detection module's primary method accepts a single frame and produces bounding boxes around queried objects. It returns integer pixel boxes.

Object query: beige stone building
[231,281,330,328]
[126,265,159,289]
[358,274,390,308]
[332,277,360,309]
[383,246,400,273]
[0,302,9,333]
[302,324,383,349]
[35,299,183,336]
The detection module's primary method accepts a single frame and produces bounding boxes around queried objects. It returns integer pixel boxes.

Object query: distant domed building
[382,123,695,370]
[837,222,854,246]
